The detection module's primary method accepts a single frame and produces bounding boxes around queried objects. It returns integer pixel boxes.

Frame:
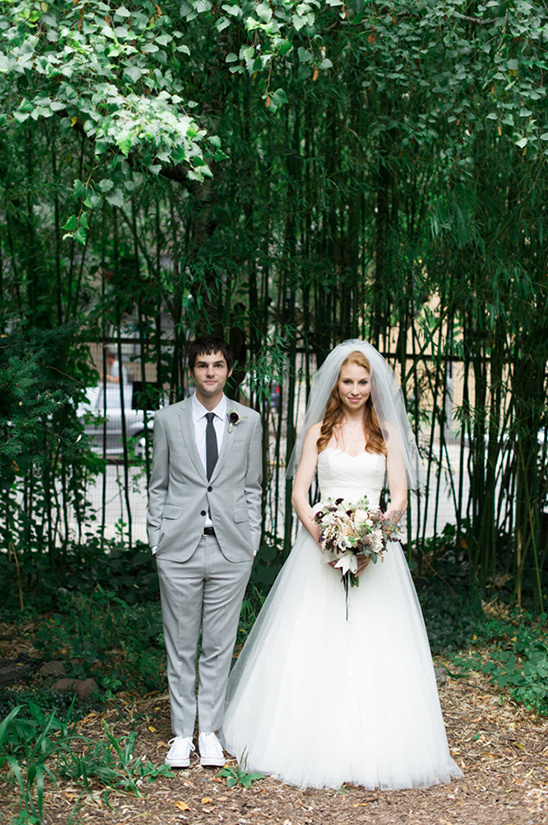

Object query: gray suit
[148,397,262,736]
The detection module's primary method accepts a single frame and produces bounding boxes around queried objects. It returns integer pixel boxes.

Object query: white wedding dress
[222,449,462,789]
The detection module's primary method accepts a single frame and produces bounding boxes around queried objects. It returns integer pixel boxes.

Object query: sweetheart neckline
[321,447,385,460]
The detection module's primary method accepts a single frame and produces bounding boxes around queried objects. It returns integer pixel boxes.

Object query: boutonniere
[228,410,246,433]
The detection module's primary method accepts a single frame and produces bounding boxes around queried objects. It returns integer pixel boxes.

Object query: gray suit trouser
[156,535,252,737]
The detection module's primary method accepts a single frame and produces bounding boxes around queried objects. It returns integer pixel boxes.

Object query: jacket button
[207,486,213,492]
[200,510,206,517]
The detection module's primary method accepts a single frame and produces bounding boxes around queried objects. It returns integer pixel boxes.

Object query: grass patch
[0,701,172,823]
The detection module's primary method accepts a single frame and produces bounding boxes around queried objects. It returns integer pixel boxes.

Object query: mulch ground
[1,627,548,825]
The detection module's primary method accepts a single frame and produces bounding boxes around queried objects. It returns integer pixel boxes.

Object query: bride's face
[337,363,371,412]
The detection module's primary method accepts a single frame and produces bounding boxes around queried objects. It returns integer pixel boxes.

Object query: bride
[221,340,462,790]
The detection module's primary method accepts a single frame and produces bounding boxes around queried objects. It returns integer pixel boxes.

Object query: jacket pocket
[234,507,249,523]
[162,504,184,520]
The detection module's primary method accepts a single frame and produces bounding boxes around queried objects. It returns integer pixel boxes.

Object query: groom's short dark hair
[188,336,234,372]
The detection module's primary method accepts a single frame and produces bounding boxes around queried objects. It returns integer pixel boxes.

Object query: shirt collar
[191,392,227,423]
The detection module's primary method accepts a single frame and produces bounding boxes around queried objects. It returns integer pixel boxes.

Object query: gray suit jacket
[147,397,262,563]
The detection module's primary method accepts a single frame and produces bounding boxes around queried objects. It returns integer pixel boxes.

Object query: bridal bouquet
[313,496,398,592]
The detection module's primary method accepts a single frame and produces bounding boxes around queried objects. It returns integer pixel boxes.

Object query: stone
[52,677,99,700]
[434,665,448,687]
[39,661,66,678]
[0,655,32,686]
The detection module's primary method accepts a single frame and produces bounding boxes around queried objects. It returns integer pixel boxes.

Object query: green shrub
[33,587,165,696]
[452,606,548,715]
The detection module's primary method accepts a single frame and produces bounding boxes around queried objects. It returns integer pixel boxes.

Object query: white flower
[333,551,359,576]
[353,508,369,524]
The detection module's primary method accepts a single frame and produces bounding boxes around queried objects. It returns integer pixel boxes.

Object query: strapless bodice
[317,448,386,506]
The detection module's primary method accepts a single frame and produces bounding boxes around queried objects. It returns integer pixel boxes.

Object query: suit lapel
[178,401,208,483]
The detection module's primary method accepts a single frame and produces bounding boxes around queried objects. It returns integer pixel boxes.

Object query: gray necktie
[205,412,218,480]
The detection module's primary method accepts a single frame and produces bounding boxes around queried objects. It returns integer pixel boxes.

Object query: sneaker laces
[168,736,195,751]
[200,732,223,754]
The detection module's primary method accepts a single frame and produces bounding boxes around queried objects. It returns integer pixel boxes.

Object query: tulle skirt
[221,528,462,790]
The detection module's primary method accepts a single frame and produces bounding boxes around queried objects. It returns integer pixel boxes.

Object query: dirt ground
[1,659,548,825]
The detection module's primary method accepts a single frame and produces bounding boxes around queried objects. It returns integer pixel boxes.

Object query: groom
[147,335,262,768]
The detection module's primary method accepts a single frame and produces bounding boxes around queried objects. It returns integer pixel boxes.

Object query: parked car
[77,384,158,457]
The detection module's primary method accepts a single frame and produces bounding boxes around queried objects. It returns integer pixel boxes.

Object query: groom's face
[191,350,232,404]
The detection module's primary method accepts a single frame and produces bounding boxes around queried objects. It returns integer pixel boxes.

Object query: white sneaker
[198,731,225,767]
[165,736,195,768]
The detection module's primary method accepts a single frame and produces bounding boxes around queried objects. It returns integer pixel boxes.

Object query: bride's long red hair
[316,352,386,455]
